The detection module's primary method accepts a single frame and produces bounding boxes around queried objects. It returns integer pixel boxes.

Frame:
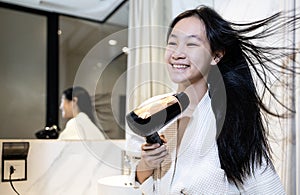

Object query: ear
[72,97,78,104]
[211,50,225,65]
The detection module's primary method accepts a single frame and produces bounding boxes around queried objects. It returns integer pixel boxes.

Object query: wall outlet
[2,160,27,182]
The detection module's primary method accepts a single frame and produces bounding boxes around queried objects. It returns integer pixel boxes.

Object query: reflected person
[59,86,106,140]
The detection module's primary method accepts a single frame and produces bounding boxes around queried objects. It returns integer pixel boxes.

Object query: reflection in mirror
[0,2,128,139]
[59,15,128,139]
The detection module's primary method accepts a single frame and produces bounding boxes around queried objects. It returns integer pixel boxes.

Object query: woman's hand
[140,143,168,169]
[136,135,168,183]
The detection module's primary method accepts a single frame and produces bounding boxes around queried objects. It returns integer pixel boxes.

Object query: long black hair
[168,5,299,184]
[63,86,96,124]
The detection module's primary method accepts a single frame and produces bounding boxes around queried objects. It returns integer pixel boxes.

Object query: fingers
[140,143,168,170]
[160,134,167,143]
[142,143,167,156]
[142,143,161,150]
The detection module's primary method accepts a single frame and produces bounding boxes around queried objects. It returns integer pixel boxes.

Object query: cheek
[61,103,72,118]
[164,48,173,63]
[61,106,67,117]
[191,51,213,71]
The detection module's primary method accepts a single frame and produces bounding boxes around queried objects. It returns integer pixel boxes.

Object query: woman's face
[165,16,214,86]
[59,95,73,119]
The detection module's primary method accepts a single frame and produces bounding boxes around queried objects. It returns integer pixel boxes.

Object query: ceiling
[0,0,129,26]
[0,0,129,66]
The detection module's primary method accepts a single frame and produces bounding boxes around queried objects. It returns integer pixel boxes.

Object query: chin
[169,74,185,82]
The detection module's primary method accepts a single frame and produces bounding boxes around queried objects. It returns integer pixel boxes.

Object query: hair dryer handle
[146,132,163,145]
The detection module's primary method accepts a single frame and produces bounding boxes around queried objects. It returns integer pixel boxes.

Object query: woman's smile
[171,64,190,69]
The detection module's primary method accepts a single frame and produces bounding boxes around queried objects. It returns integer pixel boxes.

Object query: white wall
[0,139,125,195]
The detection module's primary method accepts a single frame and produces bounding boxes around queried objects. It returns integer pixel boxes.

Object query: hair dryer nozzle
[126,92,190,144]
[175,92,189,111]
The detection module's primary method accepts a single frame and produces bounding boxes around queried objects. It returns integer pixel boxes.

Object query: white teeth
[172,64,189,68]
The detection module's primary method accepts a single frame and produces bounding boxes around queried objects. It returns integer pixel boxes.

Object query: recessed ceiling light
[108,39,117,46]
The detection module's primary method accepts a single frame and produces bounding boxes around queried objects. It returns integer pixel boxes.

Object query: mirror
[0,1,129,139]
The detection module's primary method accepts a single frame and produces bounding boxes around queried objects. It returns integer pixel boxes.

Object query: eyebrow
[169,33,202,41]
[188,34,202,41]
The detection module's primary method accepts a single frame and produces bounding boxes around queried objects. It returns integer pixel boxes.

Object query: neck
[72,107,80,118]
[177,80,208,106]
[176,80,208,118]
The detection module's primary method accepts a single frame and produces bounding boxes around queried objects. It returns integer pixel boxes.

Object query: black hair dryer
[126,92,190,145]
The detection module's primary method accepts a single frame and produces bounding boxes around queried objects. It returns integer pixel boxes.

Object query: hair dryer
[126,92,190,145]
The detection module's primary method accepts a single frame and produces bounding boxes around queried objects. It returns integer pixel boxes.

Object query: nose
[171,47,186,60]
[59,102,63,110]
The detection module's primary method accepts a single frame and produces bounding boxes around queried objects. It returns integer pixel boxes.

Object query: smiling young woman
[129,5,300,194]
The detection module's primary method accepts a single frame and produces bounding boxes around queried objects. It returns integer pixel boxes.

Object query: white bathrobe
[59,112,105,140]
[127,91,228,194]
[126,91,285,194]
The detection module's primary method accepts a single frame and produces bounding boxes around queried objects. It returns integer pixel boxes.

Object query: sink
[98,175,142,195]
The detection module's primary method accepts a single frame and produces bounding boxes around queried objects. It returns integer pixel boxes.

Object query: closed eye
[187,43,199,47]
[167,41,177,46]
